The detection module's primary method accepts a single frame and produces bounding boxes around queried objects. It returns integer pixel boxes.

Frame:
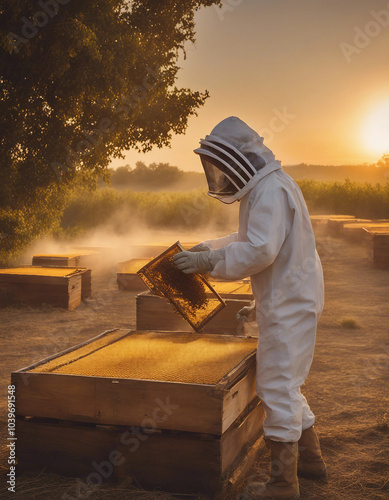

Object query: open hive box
[0,266,91,310]
[13,328,263,496]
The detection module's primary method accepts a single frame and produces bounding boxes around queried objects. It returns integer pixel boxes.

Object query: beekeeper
[173,117,326,500]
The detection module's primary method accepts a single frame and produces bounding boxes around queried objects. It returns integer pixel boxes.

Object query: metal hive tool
[137,242,226,331]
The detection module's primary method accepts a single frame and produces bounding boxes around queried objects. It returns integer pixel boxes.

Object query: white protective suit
[197,117,324,443]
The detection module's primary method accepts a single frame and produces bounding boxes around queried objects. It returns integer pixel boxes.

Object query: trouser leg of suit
[255,314,317,443]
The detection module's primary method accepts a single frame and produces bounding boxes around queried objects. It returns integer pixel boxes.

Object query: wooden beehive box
[327,218,371,235]
[310,214,355,229]
[364,230,389,268]
[342,221,389,241]
[32,252,80,267]
[13,329,264,496]
[0,266,91,310]
[117,258,152,290]
[136,291,254,335]
[33,247,107,272]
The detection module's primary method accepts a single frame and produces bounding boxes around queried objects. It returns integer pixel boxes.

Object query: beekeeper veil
[194,116,281,204]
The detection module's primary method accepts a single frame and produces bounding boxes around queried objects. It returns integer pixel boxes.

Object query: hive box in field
[342,221,389,241]
[13,329,264,496]
[33,247,109,272]
[117,258,152,290]
[327,218,371,235]
[0,266,91,310]
[136,291,254,335]
[364,230,389,268]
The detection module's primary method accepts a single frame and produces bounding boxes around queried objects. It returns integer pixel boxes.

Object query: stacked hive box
[0,266,91,310]
[13,329,264,496]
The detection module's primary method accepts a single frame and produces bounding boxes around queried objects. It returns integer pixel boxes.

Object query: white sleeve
[209,188,292,280]
[202,233,238,250]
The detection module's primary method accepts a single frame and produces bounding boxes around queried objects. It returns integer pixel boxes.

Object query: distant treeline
[105,158,389,190]
[104,162,206,191]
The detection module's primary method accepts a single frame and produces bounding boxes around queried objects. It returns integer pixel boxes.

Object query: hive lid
[137,242,226,331]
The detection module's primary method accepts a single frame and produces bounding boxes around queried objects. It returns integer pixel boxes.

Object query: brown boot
[245,441,300,499]
[298,425,327,479]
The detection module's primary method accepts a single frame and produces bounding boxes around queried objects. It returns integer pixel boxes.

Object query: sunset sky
[110,0,389,172]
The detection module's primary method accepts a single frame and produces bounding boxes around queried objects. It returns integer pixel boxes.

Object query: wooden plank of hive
[80,269,92,299]
[116,258,152,290]
[16,399,264,496]
[32,256,79,267]
[12,329,258,435]
[327,218,371,235]
[0,275,82,309]
[136,292,253,335]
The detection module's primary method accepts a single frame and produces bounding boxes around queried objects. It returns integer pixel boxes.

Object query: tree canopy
[0,0,220,209]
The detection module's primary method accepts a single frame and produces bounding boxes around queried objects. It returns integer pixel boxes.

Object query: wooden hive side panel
[12,371,224,435]
[117,273,148,291]
[203,298,252,336]
[221,399,265,474]
[16,400,264,496]
[32,256,78,267]
[221,359,258,434]
[80,269,92,299]
[136,293,252,335]
[136,293,191,332]
[68,274,82,310]
[0,275,81,309]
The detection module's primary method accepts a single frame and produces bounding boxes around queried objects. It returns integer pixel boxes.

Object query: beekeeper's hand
[173,251,213,274]
[189,242,211,252]
[236,300,256,322]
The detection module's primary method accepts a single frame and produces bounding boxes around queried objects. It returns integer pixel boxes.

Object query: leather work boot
[245,441,300,499]
[298,425,327,479]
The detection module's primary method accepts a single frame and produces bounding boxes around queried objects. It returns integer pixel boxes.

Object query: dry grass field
[0,234,388,500]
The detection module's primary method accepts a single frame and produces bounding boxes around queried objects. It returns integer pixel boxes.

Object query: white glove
[173,251,213,274]
[189,243,211,252]
[236,300,256,322]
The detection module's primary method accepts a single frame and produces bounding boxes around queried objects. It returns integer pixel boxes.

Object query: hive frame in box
[137,241,226,331]
[12,328,264,496]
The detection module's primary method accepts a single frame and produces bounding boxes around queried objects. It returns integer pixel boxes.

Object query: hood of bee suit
[194,116,282,204]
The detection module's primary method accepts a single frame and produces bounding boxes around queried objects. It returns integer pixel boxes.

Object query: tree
[0,0,220,210]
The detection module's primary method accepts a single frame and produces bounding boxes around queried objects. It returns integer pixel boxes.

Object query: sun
[362,100,389,156]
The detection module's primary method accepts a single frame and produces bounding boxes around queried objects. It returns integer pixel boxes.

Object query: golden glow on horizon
[362,100,389,156]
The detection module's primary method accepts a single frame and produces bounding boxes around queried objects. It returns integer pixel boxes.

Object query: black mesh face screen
[200,157,238,196]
